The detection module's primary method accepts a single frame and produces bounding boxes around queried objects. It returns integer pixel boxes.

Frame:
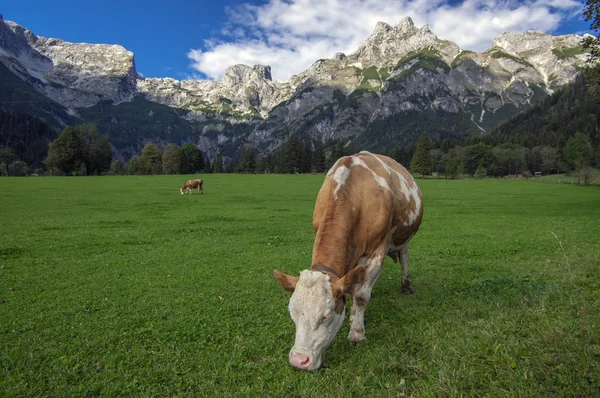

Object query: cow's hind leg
[348,251,385,344]
[400,244,413,294]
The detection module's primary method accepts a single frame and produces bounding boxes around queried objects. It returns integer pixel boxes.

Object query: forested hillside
[403,66,599,180]
[485,67,600,150]
[0,110,57,172]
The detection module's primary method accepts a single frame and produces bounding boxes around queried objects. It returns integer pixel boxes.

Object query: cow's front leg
[348,253,384,344]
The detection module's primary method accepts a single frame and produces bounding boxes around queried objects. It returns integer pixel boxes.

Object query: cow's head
[180,188,185,195]
[274,266,365,371]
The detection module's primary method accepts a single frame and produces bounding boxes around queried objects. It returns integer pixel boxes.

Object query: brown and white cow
[180,179,204,195]
[274,151,423,371]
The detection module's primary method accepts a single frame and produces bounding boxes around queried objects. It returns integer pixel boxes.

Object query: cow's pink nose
[289,352,311,369]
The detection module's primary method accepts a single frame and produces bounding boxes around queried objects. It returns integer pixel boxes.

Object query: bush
[578,167,596,185]
[110,160,127,176]
[8,160,29,176]
[474,164,487,179]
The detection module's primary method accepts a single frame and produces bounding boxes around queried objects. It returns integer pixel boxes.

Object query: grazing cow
[274,151,423,371]
[180,179,204,195]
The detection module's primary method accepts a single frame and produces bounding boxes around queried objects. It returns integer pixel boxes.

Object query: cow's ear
[274,270,299,293]
[337,266,366,296]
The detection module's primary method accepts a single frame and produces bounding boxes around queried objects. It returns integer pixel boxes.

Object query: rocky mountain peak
[223,64,273,88]
[489,30,589,87]
[372,21,393,36]
[0,18,138,108]
[347,17,460,67]
[396,16,415,32]
[492,31,552,54]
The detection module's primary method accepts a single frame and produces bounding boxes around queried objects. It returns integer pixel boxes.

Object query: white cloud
[187,0,583,82]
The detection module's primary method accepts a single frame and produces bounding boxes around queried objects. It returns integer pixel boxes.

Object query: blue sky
[1,0,593,82]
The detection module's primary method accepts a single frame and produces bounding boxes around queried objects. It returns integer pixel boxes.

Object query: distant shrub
[578,167,596,186]
[474,164,487,179]
[8,160,29,176]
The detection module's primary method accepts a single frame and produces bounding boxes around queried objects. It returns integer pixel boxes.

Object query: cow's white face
[274,266,365,371]
[180,188,185,195]
[287,271,345,370]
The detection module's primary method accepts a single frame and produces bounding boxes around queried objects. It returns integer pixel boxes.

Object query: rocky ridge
[0,14,592,161]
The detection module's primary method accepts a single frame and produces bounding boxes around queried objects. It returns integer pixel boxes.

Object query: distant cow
[180,179,203,195]
[274,151,423,371]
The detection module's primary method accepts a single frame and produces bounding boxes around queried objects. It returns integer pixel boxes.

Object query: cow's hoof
[401,285,414,295]
[348,329,365,344]
[401,279,414,295]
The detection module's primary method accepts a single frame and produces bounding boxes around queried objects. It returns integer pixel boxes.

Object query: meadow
[0,175,599,397]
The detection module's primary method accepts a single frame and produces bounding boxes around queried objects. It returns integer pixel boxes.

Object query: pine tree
[204,157,213,173]
[313,135,326,173]
[162,143,181,174]
[139,142,162,175]
[300,135,313,173]
[179,143,203,174]
[238,144,257,173]
[328,141,345,167]
[128,156,140,175]
[269,149,284,173]
[283,134,302,173]
[213,149,224,173]
[0,109,55,168]
[255,156,266,174]
[410,134,434,178]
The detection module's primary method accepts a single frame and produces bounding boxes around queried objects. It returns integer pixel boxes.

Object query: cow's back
[313,152,422,265]
[372,153,423,248]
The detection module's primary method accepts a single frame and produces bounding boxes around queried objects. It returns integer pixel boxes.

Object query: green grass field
[1,175,599,396]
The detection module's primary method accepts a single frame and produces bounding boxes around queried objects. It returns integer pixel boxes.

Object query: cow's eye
[322,311,332,321]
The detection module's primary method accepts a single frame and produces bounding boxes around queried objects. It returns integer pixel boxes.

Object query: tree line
[232,133,327,174]
[1,113,598,179]
[409,131,598,183]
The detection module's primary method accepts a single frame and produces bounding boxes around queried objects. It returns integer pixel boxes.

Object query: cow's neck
[311,202,358,277]
[310,264,340,278]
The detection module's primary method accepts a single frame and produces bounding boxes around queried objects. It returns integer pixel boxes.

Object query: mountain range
[0,13,591,163]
